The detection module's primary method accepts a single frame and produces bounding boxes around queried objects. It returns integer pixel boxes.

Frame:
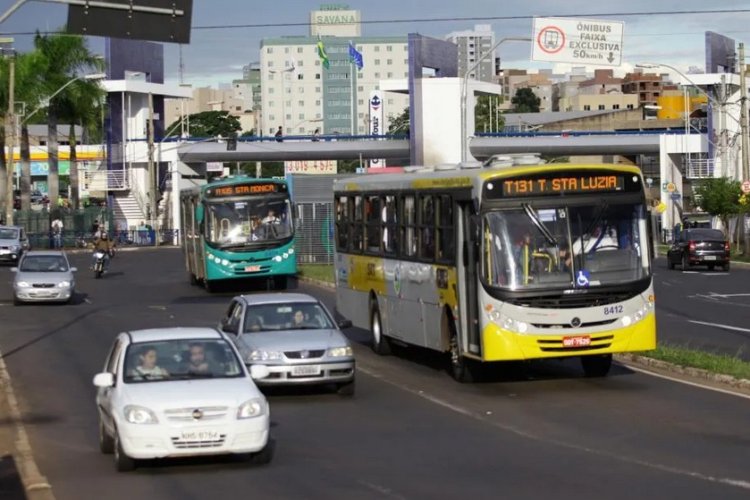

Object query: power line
[2,8,750,36]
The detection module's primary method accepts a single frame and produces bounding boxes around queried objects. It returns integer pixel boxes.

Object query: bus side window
[402,195,417,258]
[335,196,350,251]
[352,196,364,253]
[436,195,455,263]
[419,195,435,261]
[365,196,382,253]
[383,195,398,255]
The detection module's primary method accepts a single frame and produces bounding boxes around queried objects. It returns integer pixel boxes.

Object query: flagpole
[351,59,355,136]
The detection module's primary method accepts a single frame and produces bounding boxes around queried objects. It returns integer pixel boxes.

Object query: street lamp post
[461,36,531,163]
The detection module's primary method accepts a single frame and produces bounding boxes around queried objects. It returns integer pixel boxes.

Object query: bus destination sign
[487,171,636,199]
[206,182,286,198]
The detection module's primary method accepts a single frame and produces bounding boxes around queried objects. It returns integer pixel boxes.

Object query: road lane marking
[622,364,750,401]
[688,320,750,334]
[0,350,54,497]
[357,364,750,491]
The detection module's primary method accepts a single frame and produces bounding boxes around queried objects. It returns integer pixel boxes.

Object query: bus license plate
[245,265,261,272]
[291,365,321,377]
[562,336,591,348]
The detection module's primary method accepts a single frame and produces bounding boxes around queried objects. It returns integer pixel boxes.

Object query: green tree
[166,111,241,139]
[387,107,410,136]
[34,31,102,207]
[693,177,742,235]
[474,95,505,133]
[511,88,541,113]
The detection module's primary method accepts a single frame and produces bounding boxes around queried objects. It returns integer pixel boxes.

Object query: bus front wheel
[447,317,477,383]
[274,276,287,290]
[581,354,612,377]
[370,305,391,355]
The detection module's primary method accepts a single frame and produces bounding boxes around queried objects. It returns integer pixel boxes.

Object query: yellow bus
[333,158,655,381]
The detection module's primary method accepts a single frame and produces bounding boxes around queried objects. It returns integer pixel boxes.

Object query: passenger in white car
[130,346,169,380]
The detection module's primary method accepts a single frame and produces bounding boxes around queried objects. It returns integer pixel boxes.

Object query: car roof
[0,225,22,231]
[238,292,320,306]
[126,327,224,344]
[22,250,69,257]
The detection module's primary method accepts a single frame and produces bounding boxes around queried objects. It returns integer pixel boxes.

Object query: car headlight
[57,281,71,288]
[328,346,353,357]
[248,350,283,362]
[237,398,267,419]
[16,281,30,288]
[124,405,158,424]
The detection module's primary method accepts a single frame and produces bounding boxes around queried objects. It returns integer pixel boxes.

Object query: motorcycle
[93,251,108,279]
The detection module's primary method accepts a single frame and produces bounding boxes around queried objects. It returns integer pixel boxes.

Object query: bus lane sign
[532,17,624,66]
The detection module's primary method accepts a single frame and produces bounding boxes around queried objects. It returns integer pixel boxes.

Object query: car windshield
[20,255,68,272]
[243,302,334,332]
[123,339,244,383]
[0,228,19,239]
[205,196,293,249]
[481,202,650,290]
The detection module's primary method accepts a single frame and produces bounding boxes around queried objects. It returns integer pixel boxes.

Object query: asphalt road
[0,248,749,500]
[653,256,750,360]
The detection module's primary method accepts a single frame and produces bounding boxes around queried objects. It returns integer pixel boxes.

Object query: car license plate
[562,336,591,348]
[180,430,220,441]
[703,255,717,261]
[291,365,321,376]
[244,265,261,272]
[0,249,9,255]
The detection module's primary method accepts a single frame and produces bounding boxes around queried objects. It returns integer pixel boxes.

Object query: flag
[316,38,329,69]
[348,41,364,70]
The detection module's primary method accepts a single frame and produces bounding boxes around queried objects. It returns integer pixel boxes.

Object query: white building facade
[445,24,496,83]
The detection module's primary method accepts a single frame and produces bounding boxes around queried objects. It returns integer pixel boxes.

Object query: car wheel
[581,354,612,377]
[114,431,136,472]
[336,379,355,396]
[250,440,274,465]
[370,304,391,355]
[99,419,114,454]
[681,253,690,270]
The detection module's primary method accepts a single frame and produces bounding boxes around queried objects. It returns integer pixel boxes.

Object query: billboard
[310,6,361,37]
[285,160,338,175]
[368,90,386,168]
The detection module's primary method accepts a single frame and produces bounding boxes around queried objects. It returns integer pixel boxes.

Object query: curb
[615,353,750,392]
[0,353,55,500]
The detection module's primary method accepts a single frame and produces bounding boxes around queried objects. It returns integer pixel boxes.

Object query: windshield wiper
[522,203,558,246]
[583,199,609,236]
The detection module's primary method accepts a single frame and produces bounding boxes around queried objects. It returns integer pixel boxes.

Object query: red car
[667,228,730,272]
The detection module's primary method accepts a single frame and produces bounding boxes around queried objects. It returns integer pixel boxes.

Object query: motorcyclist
[92,231,115,271]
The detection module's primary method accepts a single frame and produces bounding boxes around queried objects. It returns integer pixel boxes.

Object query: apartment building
[445,24,496,83]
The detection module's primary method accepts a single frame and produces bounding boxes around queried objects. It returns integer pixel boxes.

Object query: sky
[3,0,750,87]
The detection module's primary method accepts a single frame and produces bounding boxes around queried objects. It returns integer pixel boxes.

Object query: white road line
[688,320,750,334]
[623,364,750,401]
[357,364,750,491]
[0,350,54,497]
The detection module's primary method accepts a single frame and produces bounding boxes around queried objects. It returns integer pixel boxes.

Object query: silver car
[0,225,30,265]
[12,251,77,304]
[219,293,355,395]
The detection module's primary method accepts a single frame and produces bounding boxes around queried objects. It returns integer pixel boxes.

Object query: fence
[295,202,335,264]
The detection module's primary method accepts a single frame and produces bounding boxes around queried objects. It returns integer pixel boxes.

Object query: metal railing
[82,169,129,191]
[683,158,715,179]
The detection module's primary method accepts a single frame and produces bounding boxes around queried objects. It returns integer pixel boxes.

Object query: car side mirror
[221,319,238,334]
[337,319,353,329]
[10,267,18,273]
[93,372,115,388]
[249,364,270,380]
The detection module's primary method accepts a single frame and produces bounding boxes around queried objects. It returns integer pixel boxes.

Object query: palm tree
[58,79,105,210]
[34,31,102,209]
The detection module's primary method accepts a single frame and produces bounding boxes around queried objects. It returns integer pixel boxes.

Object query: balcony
[82,169,129,191]
[683,158,714,179]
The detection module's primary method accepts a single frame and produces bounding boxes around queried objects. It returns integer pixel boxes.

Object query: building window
[269,101,274,107]
[374,59,380,65]
[387,45,393,52]
[236,106,241,111]
[297,74,304,80]
[298,100,304,106]
[358,99,364,105]
[598,104,605,110]
[297,47,303,53]
[267,47,273,54]
[358,112,365,118]
[583,105,591,110]
[404,59,409,64]
[375,46,380,52]
[386,59,392,65]
[375,72,380,78]
[387,72,393,78]
[358,72,363,79]
[613,104,620,110]
[299,113,304,119]
[284,47,289,54]
[315,100,321,105]
[268,61,274,67]
[286,113,291,120]
[627,104,634,109]
[404,72,408,77]
[316,74,321,79]
[315,86,321,92]
[269,115,275,121]
[358,86,364,91]
[388,99,394,105]
[315,60,320,66]
[268,73,274,80]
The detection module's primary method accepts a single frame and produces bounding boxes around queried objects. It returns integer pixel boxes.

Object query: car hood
[0,238,20,247]
[119,378,262,410]
[15,271,73,283]
[237,329,348,352]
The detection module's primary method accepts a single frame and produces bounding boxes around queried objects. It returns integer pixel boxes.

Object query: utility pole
[148,92,158,246]
[740,43,750,254]
[5,53,15,225]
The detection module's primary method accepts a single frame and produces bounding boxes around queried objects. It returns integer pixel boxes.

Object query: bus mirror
[195,204,204,223]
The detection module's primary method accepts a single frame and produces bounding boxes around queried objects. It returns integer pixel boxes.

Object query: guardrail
[476,128,703,138]
[34,229,179,249]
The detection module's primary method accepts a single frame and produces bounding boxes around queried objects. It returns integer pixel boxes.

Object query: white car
[93,327,272,471]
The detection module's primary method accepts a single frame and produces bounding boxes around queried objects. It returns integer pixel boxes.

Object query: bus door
[458,202,481,357]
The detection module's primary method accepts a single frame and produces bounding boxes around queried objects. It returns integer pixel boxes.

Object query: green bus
[180,177,297,291]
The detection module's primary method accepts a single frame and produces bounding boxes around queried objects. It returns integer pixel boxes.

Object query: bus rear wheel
[581,354,612,377]
[370,305,391,355]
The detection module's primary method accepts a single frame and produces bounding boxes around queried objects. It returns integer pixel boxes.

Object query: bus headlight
[274,255,283,263]
[282,252,289,259]
[288,248,294,254]
[221,259,229,266]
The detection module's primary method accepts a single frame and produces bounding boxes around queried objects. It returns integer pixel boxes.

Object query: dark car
[667,228,730,271]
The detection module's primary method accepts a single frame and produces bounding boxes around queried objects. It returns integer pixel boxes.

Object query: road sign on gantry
[67,0,193,44]
[532,17,624,66]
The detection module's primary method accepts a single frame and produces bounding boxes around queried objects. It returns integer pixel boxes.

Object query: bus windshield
[482,202,650,291]
[205,196,293,248]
